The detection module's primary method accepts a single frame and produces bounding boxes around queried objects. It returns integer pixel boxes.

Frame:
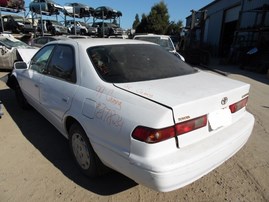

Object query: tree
[133,1,184,35]
[147,1,170,34]
[166,20,183,35]
[132,14,140,29]
[136,13,149,33]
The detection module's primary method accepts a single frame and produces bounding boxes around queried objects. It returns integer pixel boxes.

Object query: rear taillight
[132,115,207,143]
[132,126,176,143]
[175,115,208,135]
[229,97,248,113]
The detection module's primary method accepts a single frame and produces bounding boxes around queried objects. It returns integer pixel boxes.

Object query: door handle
[62,97,69,103]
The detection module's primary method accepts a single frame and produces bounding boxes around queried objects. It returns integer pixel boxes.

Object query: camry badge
[221,97,228,105]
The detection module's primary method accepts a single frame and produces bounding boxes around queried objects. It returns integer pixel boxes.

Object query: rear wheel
[69,123,99,177]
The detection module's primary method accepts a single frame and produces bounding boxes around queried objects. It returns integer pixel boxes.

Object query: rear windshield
[87,44,196,83]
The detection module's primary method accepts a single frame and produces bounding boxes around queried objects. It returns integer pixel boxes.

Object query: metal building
[184,0,269,67]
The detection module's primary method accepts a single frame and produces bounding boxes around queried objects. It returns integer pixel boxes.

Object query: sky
[20,0,214,29]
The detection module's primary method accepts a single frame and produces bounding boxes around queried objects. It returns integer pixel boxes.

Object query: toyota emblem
[221,97,228,105]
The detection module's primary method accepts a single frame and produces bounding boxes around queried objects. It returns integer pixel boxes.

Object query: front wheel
[14,82,30,109]
[69,123,99,177]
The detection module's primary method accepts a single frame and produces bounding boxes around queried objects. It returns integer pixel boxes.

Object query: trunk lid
[115,71,250,146]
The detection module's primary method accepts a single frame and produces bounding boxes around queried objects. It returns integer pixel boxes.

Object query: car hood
[63,5,73,12]
[17,48,39,63]
[54,4,63,10]
[115,70,250,124]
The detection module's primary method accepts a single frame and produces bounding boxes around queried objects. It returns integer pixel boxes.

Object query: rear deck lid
[115,70,250,146]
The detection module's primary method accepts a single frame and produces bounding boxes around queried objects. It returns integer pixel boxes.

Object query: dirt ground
[0,64,268,202]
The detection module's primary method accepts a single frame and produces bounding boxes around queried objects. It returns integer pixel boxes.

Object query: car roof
[34,35,70,40]
[134,34,171,39]
[2,14,25,18]
[41,19,58,22]
[49,38,156,49]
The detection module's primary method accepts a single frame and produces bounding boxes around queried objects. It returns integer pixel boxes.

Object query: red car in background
[0,0,25,10]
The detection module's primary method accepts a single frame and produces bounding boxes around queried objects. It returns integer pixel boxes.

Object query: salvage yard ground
[0,64,269,201]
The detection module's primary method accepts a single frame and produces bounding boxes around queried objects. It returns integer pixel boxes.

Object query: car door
[39,44,78,129]
[18,45,54,108]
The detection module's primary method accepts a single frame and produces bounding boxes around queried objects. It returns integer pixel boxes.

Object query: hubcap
[72,133,90,170]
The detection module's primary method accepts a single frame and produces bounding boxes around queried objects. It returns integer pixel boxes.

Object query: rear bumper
[127,112,254,192]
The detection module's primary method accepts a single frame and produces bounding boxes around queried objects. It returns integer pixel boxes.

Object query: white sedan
[133,34,185,61]
[8,39,255,192]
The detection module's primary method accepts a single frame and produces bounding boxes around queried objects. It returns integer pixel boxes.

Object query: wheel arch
[67,116,109,176]
[65,116,79,137]
[64,116,98,157]
[65,116,89,141]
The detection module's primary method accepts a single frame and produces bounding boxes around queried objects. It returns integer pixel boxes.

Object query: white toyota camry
[8,39,255,192]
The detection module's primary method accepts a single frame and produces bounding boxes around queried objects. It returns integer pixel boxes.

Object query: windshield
[13,17,26,23]
[134,36,175,52]
[0,38,30,49]
[51,21,63,26]
[48,0,57,3]
[79,22,88,27]
[87,44,196,83]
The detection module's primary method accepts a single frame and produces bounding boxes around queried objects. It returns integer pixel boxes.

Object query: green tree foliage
[147,1,170,34]
[133,1,183,35]
[166,20,183,35]
[136,13,149,33]
[132,14,140,29]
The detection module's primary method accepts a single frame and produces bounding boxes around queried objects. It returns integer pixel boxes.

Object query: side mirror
[14,61,27,69]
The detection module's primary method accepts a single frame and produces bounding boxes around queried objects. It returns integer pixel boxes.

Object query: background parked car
[92,22,123,37]
[37,19,68,35]
[31,35,67,47]
[108,35,128,39]
[78,21,97,36]
[63,3,94,18]
[134,34,185,61]
[0,34,37,70]
[31,35,88,47]
[0,0,25,10]
[29,0,63,15]
[0,14,34,33]
[94,6,122,19]
[65,20,97,36]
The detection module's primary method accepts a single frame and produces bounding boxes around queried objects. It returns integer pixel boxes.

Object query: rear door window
[47,45,76,83]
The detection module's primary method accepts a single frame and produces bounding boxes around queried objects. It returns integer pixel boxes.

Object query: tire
[51,28,56,35]
[14,82,30,109]
[80,29,86,35]
[69,123,100,177]
[80,8,85,17]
